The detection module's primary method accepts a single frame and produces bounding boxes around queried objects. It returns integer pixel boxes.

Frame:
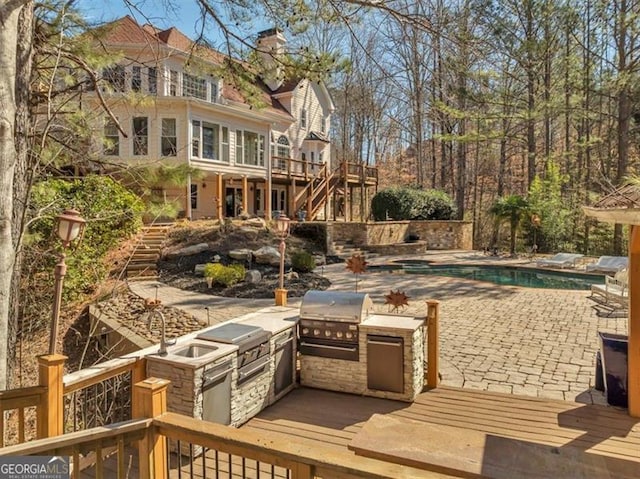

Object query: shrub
[371,187,456,221]
[203,263,246,287]
[292,251,316,273]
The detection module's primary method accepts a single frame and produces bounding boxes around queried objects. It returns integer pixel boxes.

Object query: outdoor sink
[172,344,218,358]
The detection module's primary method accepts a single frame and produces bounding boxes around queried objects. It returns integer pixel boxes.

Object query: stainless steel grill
[299,290,374,323]
[298,291,373,361]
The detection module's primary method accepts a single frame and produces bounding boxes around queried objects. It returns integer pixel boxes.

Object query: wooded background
[302,0,639,254]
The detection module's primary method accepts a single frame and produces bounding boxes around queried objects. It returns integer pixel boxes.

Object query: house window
[161,119,177,156]
[148,67,157,94]
[169,70,179,96]
[276,135,290,158]
[202,122,220,160]
[191,120,228,162]
[192,120,200,157]
[103,119,119,155]
[236,130,265,166]
[183,73,207,100]
[221,127,229,162]
[191,184,198,210]
[210,80,219,102]
[132,117,148,156]
[103,65,125,92]
[300,108,307,128]
[132,66,142,92]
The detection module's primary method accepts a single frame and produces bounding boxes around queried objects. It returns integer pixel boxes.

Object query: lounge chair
[590,269,628,309]
[585,256,628,273]
[536,253,584,269]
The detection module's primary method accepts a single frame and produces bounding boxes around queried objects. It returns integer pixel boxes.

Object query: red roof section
[97,15,159,45]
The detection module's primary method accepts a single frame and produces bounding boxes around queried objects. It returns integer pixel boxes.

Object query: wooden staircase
[294,164,342,220]
[125,223,173,281]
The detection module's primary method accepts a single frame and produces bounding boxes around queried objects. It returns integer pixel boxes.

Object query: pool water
[372,262,605,290]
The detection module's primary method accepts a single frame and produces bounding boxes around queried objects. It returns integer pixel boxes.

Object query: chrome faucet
[147,310,175,356]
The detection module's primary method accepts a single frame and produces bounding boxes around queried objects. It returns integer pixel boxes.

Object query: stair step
[126,263,158,271]
[130,255,159,261]
[127,275,159,282]
[129,259,158,266]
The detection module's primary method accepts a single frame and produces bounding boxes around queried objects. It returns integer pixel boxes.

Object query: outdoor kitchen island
[299,291,426,402]
[146,306,298,429]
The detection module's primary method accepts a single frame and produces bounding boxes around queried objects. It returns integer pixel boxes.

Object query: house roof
[304,131,330,143]
[96,15,160,46]
[583,183,640,225]
[97,16,293,120]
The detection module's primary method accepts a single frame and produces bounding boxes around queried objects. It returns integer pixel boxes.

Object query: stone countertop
[145,338,238,369]
[237,307,299,335]
[361,313,425,331]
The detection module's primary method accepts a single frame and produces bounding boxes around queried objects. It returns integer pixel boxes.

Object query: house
[87,16,377,221]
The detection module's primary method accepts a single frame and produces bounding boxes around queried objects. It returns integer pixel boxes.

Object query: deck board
[241,386,640,477]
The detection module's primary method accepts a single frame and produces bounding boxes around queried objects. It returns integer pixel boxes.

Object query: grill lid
[299,290,374,323]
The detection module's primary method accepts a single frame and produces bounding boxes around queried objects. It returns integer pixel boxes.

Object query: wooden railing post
[37,354,67,439]
[134,378,169,478]
[426,300,440,389]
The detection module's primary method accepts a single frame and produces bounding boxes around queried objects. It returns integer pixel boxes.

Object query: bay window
[192,120,229,162]
[236,130,265,166]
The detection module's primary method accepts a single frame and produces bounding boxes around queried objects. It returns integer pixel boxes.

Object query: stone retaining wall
[327,220,473,252]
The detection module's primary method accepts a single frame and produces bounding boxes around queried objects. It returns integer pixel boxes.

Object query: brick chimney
[257,28,286,91]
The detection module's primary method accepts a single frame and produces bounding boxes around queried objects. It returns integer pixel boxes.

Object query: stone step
[130,253,159,260]
[129,259,159,266]
[126,263,158,271]
[127,274,159,282]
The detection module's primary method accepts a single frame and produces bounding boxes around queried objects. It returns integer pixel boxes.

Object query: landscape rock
[166,242,210,259]
[286,271,299,280]
[245,270,262,284]
[243,217,267,229]
[313,254,326,266]
[253,246,281,265]
[194,264,207,276]
[229,249,253,261]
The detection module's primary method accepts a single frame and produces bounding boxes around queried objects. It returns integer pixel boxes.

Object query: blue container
[598,332,628,408]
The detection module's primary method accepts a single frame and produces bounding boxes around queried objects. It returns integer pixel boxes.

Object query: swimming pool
[371,261,605,290]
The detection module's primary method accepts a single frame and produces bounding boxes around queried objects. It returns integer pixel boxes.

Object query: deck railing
[0,385,46,446]
[63,356,145,433]
[0,378,439,478]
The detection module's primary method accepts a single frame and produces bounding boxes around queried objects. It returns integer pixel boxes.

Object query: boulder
[245,270,262,284]
[194,264,207,276]
[254,246,281,265]
[243,217,267,229]
[165,242,210,259]
[229,249,253,261]
[285,271,299,280]
[313,254,326,266]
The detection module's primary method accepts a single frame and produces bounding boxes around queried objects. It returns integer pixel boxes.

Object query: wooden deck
[242,386,640,478]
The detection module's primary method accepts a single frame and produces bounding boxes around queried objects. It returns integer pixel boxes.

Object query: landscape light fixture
[49,209,86,355]
[274,214,290,306]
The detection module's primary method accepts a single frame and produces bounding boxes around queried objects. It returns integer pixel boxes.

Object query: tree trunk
[0,0,31,389]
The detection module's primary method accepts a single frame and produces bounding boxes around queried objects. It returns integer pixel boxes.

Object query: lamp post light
[48,209,86,355]
[274,214,290,306]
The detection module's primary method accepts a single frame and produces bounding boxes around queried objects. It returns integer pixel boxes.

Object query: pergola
[583,183,640,417]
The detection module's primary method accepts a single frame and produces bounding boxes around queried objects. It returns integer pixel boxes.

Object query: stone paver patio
[130,250,628,406]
